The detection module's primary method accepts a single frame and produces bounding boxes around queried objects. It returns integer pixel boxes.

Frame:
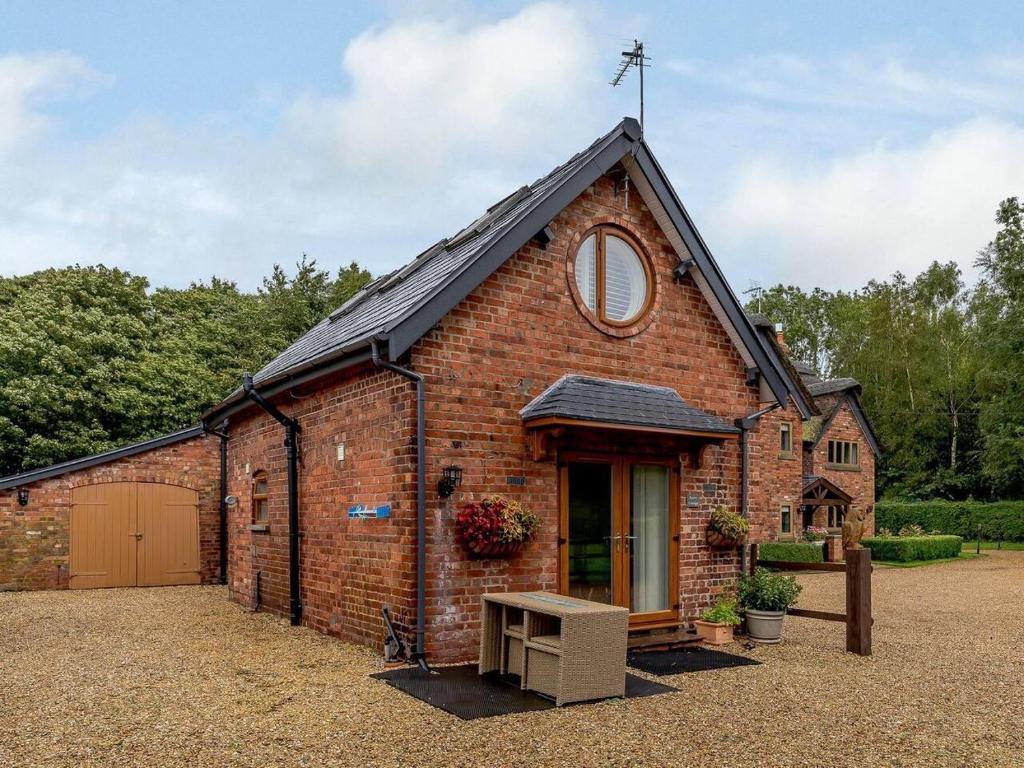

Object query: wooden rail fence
[749,543,873,656]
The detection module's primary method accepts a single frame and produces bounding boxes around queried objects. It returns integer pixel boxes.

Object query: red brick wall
[808,398,877,536]
[0,434,221,591]
[226,172,798,662]
[225,366,418,648]
[409,174,776,661]
[749,401,806,542]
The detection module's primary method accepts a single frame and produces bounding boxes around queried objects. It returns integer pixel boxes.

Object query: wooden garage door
[70,482,201,589]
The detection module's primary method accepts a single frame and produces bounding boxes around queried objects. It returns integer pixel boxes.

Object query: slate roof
[205,117,800,422]
[520,375,740,436]
[0,426,206,490]
[248,122,637,388]
[807,378,860,397]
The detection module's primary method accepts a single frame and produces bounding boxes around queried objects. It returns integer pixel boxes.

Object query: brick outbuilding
[0,427,223,590]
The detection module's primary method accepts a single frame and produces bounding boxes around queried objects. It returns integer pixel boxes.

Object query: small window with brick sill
[780,504,792,535]
[827,505,846,529]
[779,422,794,455]
[827,440,859,469]
[250,470,269,531]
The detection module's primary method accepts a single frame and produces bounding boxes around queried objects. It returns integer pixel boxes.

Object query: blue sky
[2,1,1024,292]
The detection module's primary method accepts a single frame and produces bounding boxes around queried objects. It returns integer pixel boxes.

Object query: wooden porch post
[845,548,872,656]
[748,542,758,576]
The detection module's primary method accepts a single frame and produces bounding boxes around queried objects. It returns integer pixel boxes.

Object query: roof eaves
[383,121,640,360]
[0,426,206,490]
[629,142,792,409]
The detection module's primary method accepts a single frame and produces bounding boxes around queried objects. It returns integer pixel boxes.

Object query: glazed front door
[560,455,679,625]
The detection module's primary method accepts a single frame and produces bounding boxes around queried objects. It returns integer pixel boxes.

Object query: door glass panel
[567,463,613,604]
[630,464,670,613]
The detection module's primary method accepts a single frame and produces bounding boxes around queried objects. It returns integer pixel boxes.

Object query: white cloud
[711,119,1024,289]
[0,52,108,155]
[0,4,602,289]
[666,53,1024,117]
[287,3,596,176]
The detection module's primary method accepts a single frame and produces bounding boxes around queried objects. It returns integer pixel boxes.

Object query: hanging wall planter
[706,507,750,549]
[456,495,539,560]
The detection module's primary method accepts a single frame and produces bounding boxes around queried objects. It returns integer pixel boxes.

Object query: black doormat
[627,646,761,677]
[372,663,676,720]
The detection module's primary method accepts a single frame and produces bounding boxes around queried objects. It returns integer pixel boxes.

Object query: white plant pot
[745,608,786,643]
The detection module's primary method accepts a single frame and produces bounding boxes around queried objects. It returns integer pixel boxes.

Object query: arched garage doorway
[70,482,201,589]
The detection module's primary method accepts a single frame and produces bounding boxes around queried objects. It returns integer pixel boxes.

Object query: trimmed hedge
[862,535,963,562]
[875,501,1024,542]
[758,541,825,563]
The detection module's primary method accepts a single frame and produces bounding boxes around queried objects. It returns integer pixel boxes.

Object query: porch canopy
[801,475,853,507]
[520,374,739,461]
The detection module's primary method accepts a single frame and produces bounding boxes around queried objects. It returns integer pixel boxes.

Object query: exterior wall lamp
[17,488,29,507]
[437,465,463,498]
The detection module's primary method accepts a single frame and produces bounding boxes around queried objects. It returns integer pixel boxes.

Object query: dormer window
[572,226,653,328]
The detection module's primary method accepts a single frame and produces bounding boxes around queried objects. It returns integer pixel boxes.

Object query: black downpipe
[371,338,430,672]
[204,420,230,585]
[242,374,302,626]
[736,402,781,574]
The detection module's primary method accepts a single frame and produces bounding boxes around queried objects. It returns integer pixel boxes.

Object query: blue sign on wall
[347,504,391,519]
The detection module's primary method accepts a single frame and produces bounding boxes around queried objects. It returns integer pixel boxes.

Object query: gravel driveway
[2,552,1022,767]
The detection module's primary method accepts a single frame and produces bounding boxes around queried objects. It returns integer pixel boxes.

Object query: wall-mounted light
[17,488,29,507]
[437,465,463,498]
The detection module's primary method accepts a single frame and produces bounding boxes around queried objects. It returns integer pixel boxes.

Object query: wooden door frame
[558,451,680,628]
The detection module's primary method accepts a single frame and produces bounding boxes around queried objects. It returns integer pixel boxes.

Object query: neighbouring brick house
[0,118,879,665]
[748,314,881,560]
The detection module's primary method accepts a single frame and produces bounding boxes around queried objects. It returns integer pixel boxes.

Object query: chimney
[774,322,785,346]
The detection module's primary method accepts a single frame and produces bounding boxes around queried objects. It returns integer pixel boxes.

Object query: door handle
[128,532,143,540]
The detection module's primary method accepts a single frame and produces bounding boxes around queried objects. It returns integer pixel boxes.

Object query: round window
[573,227,652,327]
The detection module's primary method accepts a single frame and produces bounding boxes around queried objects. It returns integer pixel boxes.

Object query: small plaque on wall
[347,504,391,519]
[506,476,527,486]
[702,483,718,493]
[687,493,700,508]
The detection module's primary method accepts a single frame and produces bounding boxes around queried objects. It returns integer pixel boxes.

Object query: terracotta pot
[694,619,735,645]
[465,539,527,559]
[706,528,745,549]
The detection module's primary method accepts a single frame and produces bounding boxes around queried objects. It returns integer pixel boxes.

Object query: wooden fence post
[845,548,872,656]
[749,542,758,576]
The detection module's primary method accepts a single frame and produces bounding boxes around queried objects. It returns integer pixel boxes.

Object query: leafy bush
[802,526,829,542]
[876,501,1024,542]
[701,596,741,626]
[737,567,802,612]
[898,524,927,537]
[708,507,750,539]
[862,535,963,562]
[759,542,825,563]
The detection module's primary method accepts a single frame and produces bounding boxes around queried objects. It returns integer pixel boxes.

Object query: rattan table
[478,591,628,706]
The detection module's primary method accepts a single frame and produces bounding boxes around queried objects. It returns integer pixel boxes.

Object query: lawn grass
[961,540,1024,551]
[875,552,983,568]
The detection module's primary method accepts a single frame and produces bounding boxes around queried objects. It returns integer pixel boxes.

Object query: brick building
[0,118,879,664]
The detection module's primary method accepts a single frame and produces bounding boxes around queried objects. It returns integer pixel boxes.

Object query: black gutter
[203,419,230,585]
[736,403,781,573]
[241,374,302,626]
[370,338,430,672]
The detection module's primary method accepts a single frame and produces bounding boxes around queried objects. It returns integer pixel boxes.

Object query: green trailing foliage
[876,501,1024,541]
[737,567,802,612]
[758,541,825,563]
[0,258,371,477]
[700,596,741,626]
[708,507,750,539]
[862,535,963,562]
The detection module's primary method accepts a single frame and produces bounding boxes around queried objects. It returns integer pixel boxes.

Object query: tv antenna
[610,40,650,134]
[742,282,764,313]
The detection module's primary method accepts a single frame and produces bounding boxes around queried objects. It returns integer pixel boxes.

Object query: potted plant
[694,596,741,645]
[456,495,540,558]
[707,507,749,549]
[803,526,829,547]
[737,567,802,643]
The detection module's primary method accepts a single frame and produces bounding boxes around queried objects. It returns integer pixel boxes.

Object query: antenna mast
[610,40,650,134]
